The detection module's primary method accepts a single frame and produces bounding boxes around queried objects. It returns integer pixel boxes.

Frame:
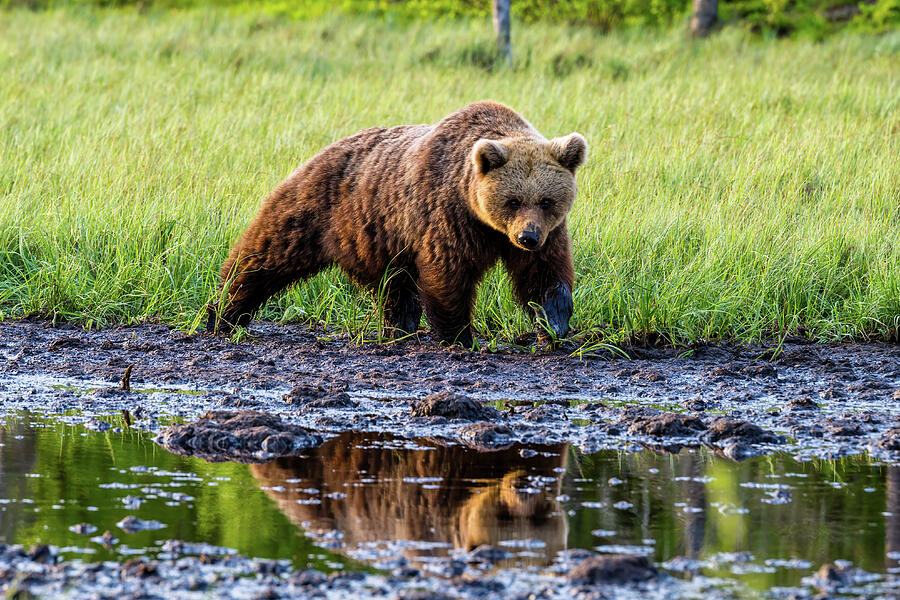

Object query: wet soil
[156,410,324,462]
[3,319,898,460]
[2,320,896,408]
[1,319,900,598]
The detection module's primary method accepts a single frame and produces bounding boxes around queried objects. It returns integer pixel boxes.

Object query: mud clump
[116,516,166,533]
[216,394,261,409]
[742,363,777,378]
[790,423,825,438]
[719,441,761,461]
[283,383,355,413]
[410,391,501,421]
[290,569,327,587]
[522,404,563,422]
[682,398,710,411]
[825,420,864,437]
[27,544,57,565]
[568,554,659,585]
[873,426,900,451]
[467,544,512,564]
[625,413,706,437]
[457,422,513,450]
[48,336,86,351]
[121,557,159,578]
[806,562,875,590]
[155,410,323,462]
[700,418,785,445]
[788,397,819,411]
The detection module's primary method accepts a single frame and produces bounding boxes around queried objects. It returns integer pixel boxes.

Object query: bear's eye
[507,199,521,211]
[539,198,553,210]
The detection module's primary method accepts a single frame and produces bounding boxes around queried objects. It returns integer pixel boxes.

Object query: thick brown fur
[209,101,587,346]
[249,433,569,566]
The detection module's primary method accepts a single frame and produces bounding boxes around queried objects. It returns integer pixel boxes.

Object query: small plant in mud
[353,260,421,345]
[228,325,252,344]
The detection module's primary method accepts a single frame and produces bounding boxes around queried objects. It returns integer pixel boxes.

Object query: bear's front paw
[205,303,220,333]
[538,281,573,340]
[206,302,234,335]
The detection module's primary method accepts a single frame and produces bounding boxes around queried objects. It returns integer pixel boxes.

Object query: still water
[1,410,897,595]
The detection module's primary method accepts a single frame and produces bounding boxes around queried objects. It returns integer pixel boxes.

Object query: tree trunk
[492,0,512,66]
[690,0,718,36]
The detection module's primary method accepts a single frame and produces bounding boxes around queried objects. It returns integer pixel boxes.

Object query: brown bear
[208,100,587,346]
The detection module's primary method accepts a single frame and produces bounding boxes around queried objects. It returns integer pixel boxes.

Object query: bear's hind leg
[208,222,328,334]
[382,269,422,338]
[208,256,277,333]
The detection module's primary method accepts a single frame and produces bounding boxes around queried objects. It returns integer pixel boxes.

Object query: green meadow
[1,7,899,346]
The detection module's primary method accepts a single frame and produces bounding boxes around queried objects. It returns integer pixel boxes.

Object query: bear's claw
[540,281,573,340]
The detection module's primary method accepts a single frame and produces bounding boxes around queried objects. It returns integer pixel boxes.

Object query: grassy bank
[1,8,899,346]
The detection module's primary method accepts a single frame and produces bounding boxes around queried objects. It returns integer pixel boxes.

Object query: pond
[1,410,897,597]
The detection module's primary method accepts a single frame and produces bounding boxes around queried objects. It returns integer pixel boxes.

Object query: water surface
[1,410,897,596]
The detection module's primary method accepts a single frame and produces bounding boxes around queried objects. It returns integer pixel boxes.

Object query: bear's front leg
[416,259,477,347]
[538,280,574,339]
[382,269,423,338]
[502,224,575,341]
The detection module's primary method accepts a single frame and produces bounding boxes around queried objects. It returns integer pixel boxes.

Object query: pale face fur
[471,132,587,251]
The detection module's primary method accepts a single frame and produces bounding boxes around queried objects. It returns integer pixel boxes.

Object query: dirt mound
[466,544,512,563]
[155,410,323,462]
[116,516,165,533]
[873,426,900,451]
[410,391,501,421]
[682,398,711,411]
[568,554,658,585]
[624,413,706,437]
[807,562,876,590]
[787,397,819,411]
[283,383,355,413]
[825,420,864,437]
[700,418,784,445]
[457,422,514,450]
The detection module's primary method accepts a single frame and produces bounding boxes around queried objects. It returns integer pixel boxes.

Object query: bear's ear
[550,133,588,172]
[472,139,509,175]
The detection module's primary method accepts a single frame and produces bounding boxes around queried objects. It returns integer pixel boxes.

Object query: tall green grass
[1,8,899,345]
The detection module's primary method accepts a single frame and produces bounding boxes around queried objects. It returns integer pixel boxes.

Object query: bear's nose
[517,231,540,250]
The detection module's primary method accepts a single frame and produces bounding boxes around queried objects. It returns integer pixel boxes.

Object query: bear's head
[470,132,587,251]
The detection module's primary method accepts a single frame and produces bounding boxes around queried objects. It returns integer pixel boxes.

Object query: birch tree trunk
[492,0,512,66]
[690,0,718,36]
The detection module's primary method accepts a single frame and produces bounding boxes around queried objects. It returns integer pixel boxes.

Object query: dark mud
[569,554,659,584]
[1,319,900,598]
[1,320,898,461]
[155,410,324,462]
[410,391,502,421]
[0,540,709,600]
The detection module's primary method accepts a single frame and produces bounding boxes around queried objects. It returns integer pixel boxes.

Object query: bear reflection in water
[249,432,569,566]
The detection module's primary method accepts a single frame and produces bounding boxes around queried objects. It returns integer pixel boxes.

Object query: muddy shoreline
[2,319,899,459]
[2,319,898,405]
